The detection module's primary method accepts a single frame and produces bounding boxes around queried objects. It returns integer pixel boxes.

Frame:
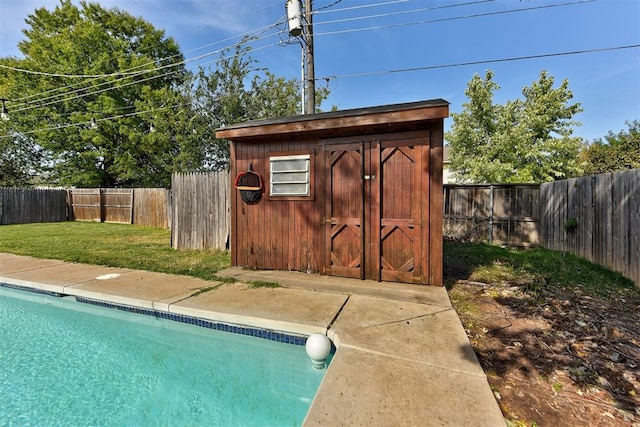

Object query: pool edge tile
[169,304,326,338]
[0,278,65,296]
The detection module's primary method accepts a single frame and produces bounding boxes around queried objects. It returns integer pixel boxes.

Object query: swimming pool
[0,285,328,426]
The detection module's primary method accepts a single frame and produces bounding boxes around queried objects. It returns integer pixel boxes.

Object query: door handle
[363,175,376,180]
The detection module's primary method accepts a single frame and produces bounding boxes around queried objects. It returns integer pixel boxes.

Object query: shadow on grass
[443,240,635,295]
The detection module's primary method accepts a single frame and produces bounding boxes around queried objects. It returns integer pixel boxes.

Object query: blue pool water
[0,286,327,426]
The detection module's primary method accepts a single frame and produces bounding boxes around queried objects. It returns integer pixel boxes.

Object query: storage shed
[216,99,449,286]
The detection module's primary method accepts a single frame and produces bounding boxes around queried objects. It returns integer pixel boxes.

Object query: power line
[9,1,283,84]
[7,43,634,140]
[314,0,344,13]
[1,18,287,80]
[314,0,595,36]
[9,30,284,113]
[319,44,640,80]
[0,0,605,117]
[8,41,282,116]
[313,0,411,14]
[6,17,287,107]
[0,63,172,79]
[7,0,593,108]
[0,102,187,139]
[315,0,495,26]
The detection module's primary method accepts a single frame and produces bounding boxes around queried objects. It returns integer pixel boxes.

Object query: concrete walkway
[0,253,505,426]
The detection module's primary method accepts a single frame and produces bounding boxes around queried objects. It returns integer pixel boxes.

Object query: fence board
[540,169,640,287]
[68,188,169,228]
[132,188,170,229]
[102,189,133,223]
[443,184,540,245]
[171,172,231,250]
[630,169,640,286]
[68,189,101,221]
[0,188,68,225]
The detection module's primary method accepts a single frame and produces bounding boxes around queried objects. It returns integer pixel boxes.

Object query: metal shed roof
[215,98,449,140]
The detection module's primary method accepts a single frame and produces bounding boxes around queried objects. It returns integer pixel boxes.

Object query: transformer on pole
[286,0,303,36]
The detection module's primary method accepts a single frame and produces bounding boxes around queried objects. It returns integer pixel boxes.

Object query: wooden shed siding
[233,136,322,272]
[222,100,448,286]
[230,122,444,284]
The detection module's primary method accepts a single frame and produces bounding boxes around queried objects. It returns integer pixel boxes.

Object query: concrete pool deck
[0,253,505,426]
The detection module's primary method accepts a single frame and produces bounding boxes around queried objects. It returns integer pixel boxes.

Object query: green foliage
[447,70,583,183]
[563,217,578,232]
[187,43,329,171]
[1,0,186,187]
[0,128,43,187]
[579,120,640,175]
[1,3,327,185]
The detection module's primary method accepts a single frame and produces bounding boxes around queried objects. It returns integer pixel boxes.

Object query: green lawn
[444,240,637,297]
[0,222,635,296]
[0,222,231,282]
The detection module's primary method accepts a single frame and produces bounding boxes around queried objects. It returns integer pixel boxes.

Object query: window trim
[267,150,314,200]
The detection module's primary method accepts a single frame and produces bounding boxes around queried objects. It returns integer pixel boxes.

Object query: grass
[0,222,232,282]
[443,241,636,297]
[247,280,281,289]
[0,222,635,296]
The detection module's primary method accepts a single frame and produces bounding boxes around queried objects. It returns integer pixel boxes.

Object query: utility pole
[304,0,315,114]
[286,0,315,115]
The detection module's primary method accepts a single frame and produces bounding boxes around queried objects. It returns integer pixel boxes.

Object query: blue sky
[1,0,639,142]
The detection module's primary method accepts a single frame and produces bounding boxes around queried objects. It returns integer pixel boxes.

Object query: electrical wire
[6,16,287,108]
[316,0,496,25]
[8,0,581,108]
[1,0,504,109]
[8,41,283,117]
[1,18,286,80]
[0,102,187,139]
[0,0,607,120]
[5,42,635,141]
[314,0,595,36]
[314,0,344,13]
[319,44,640,80]
[314,0,495,26]
[9,28,285,113]
[313,0,411,14]
[9,1,284,84]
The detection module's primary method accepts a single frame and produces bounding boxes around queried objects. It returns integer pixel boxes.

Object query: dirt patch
[450,281,640,426]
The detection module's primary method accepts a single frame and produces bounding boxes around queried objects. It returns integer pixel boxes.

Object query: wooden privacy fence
[443,184,540,246]
[171,172,231,250]
[68,188,170,228]
[541,169,640,286]
[0,188,68,225]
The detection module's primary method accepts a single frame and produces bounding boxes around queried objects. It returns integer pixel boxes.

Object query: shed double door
[323,132,430,284]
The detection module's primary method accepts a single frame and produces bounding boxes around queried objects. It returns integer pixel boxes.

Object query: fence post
[488,184,494,244]
[129,189,135,225]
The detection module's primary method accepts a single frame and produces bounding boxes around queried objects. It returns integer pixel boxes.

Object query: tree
[0,57,44,186]
[447,70,583,183]
[0,2,330,186]
[0,0,186,187]
[579,120,640,175]
[183,43,329,171]
[0,132,43,187]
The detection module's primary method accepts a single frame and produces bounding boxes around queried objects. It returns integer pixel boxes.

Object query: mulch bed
[450,280,640,426]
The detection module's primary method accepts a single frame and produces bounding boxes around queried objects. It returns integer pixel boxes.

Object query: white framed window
[269,153,311,197]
